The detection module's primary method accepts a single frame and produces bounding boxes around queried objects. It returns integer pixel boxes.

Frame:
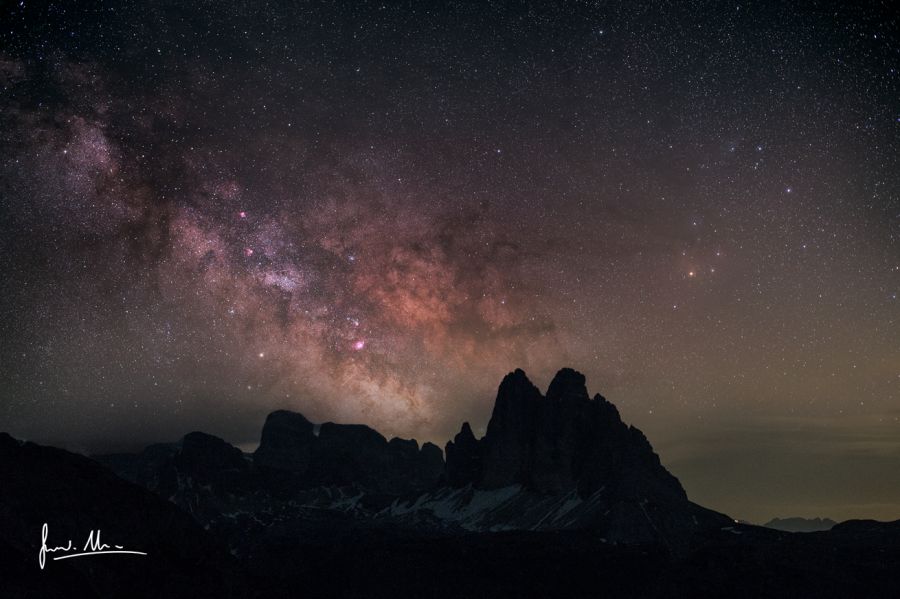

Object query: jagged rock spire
[446,368,686,501]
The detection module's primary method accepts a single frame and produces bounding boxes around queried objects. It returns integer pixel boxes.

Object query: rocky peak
[480,369,543,488]
[450,368,687,501]
[163,431,253,498]
[254,411,443,494]
[492,369,543,413]
[254,410,316,473]
[419,442,443,464]
[389,437,420,453]
[89,368,725,545]
[177,431,247,474]
[445,422,482,487]
[545,367,590,403]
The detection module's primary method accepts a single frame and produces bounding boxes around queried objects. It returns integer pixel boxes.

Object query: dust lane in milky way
[0,2,897,523]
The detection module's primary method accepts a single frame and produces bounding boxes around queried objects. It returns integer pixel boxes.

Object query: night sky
[1,1,898,523]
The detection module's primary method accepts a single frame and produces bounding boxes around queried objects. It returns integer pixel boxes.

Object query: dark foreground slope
[0,433,249,599]
[3,435,899,599]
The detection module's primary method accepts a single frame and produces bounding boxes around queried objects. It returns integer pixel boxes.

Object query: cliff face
[446,368,685,502]
[254,412,443,494]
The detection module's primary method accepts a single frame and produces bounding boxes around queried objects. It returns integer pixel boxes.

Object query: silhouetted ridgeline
[764,517,837,533]
[2,368,899,597]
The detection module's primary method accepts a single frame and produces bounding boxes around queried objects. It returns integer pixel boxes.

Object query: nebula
[1,1,897,522]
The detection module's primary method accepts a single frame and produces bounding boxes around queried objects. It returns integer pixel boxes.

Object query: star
[1,0,896,525]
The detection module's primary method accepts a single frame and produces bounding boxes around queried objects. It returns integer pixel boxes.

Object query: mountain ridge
[3,367,900,597]
[764,517,838,533]
[93,367,730,546]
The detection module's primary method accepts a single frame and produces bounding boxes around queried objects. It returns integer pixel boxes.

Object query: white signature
[38,523,148,570]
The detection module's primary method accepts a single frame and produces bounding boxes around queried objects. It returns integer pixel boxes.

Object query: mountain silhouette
[764,517,838,533]
[397,368,727,543]
[254,410,443,494]
[94,368,727,546]
[3,367,899,597]
[0,433,247,598]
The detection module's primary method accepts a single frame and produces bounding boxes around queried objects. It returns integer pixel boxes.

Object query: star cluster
[1,1,898,522]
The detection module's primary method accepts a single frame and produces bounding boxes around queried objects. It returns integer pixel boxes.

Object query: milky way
[1,2,898,522]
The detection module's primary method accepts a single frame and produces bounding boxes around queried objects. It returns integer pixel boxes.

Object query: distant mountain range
[764,517,838,533]
[2,368,899,597]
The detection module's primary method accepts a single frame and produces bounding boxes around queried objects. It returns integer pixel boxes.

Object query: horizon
[11,365,898,525]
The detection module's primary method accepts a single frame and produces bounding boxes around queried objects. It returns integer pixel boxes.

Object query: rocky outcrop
[448,367,685,503]
[445,422,482,487]
[176,431,249,474]
[387,437,444,491]
[407,368,724,544]
[97,431,259,525]
[168,431,252,497]
[252,410,316,473]
[94,442,179,489]
[479,368,544,488]
[95,367,727,546]
[253,413,443,495]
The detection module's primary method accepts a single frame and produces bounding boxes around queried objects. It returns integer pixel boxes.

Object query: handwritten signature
[39,523,148,570]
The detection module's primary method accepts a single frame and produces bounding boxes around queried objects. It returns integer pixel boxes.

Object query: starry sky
[1,1,898,523]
